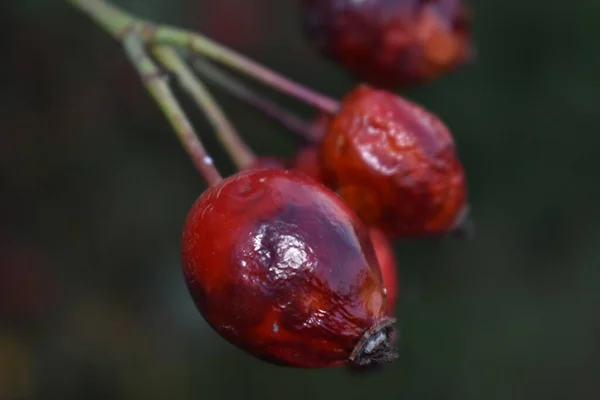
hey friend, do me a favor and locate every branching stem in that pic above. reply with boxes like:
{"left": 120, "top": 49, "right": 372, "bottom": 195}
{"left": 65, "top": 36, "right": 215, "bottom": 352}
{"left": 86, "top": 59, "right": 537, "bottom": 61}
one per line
{"left": 67, "top": 0, "right": 339, "bottom": 114}
{"left": 122, "top": 34, "right": 222, "bottom": 186}
{"left": 154, "top": 47, "right": 256, "bottom": 169}
{"left": 192, "top": 58, "right": 321, "bottom": 143}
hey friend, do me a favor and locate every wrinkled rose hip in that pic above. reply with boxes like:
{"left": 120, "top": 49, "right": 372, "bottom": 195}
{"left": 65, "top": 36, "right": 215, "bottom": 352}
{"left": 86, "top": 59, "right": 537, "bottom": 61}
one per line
{"left": 300, "top": 0, "right": 472, "bottom": 88}
{"left": 320, "top": 85, "right": 468, "bottom": 238}
{"left": 182, "top": 168, "right": 397, "bottom": 368}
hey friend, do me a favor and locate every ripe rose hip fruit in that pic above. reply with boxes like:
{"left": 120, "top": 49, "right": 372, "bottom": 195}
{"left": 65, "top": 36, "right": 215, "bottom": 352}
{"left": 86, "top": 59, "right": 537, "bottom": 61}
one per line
{"left": 300, "top": 0, "right": 472, "bottom": 88}
{"left": 320, "top": 85, "right": 468, "bottom": 238}
{"left": 182, "top": 168, "right": 397, "bottom": 368}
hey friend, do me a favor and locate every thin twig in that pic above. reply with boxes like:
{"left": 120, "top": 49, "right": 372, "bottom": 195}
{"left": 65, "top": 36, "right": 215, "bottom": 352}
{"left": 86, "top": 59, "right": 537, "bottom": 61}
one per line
{"left": 66, "top": 0, "right": 134, "bottom": 37}
{"left": 149, "top": 26, "right": 340, "bottom": 114}
{"left": 122, "top": 34, "right": 222, "bottom": 186}
{"left": 67, "top": 0, "right": 223, "bottom": 185}
{"left": 154, "top": 46, "right": 256, "bottom": 169}
{"left": 67, "top": 0, "right": 339, "bottom": 114}
{"left": 192, "top": 58, "right": 318, "bottom": 143}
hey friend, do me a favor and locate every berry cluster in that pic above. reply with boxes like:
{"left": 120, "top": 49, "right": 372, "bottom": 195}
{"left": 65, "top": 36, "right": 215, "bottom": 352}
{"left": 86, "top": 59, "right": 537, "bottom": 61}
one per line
{"left": 183, "top": 79, "right": 471, "bottom": 368}
{"left": 182, "top": 1, "right": 473, "bottom": 369}
{"left": 71, "top": 0, "right": 473, "bottom": 371}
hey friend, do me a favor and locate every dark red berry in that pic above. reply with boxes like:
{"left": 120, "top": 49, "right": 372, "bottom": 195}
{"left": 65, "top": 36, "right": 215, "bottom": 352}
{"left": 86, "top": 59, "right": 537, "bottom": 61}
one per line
{"left": 292, "top": 147, "right": 399, "bottom": 314}
{"left": 247, "top": 151, "right": 399, "bottom": 315}
{"left": 289, "top": 147, "right": 400, "bottom": 314}
{"left": 182, "top": 168, "right": 397, "bottom": 368}
{"left": 300, "top": 0, "right": 472, "bottom": 88}
{"left": 320, "top": 85, "right": 468, "bottom": 238}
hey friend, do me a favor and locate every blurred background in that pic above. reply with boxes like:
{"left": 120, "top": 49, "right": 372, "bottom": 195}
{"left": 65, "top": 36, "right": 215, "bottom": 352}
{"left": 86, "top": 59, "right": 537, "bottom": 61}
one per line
{"left": 1, "top": 0, "right": 599, "bottom": 399}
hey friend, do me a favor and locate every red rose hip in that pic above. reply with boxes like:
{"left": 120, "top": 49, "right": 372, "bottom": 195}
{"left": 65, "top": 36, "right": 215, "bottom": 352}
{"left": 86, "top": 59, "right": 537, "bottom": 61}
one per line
{"left": 320, "top": 85, "right": 468, "bottom": 238}
{"left": 300, "top": 0, "right": 472, "bottom": 88}
{"left": 182, "top": 168, "right": 397, "bottom": 368}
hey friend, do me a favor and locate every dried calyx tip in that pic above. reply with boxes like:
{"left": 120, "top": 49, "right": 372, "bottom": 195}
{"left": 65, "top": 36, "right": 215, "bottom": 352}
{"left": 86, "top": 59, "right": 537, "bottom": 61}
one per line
{"left": 349, "top": 318, "right": 398, "bottom": 367}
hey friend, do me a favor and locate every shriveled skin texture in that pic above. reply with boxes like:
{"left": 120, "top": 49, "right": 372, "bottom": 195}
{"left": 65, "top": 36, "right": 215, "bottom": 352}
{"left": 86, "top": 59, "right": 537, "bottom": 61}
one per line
{"left": 369, "top": 229, "right": 399, "bottom": 314}
{"left": 320, "top": 85, "right": 467, "bottom": 238}
{"left": 182, "top": 169, "right": 390, "bottom": 368}
{"left": 300, "top": 0, "right": 472, "bottom": 88}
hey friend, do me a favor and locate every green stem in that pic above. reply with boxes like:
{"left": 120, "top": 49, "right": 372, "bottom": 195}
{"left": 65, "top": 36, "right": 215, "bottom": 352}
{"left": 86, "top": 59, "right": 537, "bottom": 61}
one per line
{"left": 68, "top": 0, "right": 223, "bottom": 185}
{"left": 122, "top": 34, "right": 222, "bottom": 186}
{"left": 66, "top": 0, "right": 135, "bottom": 37}
{"left": 67, "top": 0, "right": 339, "bottom": 114}
{"left": 149, "top": 26, "right": 339, "bottom": 114}
{"left": 154, "top": 46, "right": 256, "bottom": 169}
{"left": 192, "top": 57, "right": 319, "bottom": 143}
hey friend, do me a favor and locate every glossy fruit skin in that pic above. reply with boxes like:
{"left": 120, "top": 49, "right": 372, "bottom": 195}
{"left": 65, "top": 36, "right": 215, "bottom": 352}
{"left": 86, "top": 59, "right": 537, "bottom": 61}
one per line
{"left": 182, "top": 168, "right": 396, "bottom": 368}
{"left": 320, "top": 85, "right": 467, "bottom": 238}
{"left": 248, "top": 152, "right": 399, "bottom": 314}
{"left": 291, "top": 147, "right": 399, "bottom": 313}
{"left": 300, "top": 0, "right": 472, "bottom": 88}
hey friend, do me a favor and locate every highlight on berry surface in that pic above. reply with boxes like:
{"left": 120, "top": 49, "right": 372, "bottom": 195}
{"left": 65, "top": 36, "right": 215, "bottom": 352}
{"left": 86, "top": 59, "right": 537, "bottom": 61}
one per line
{"left": 300, "top": 0, "right": 473, "bottom": 88}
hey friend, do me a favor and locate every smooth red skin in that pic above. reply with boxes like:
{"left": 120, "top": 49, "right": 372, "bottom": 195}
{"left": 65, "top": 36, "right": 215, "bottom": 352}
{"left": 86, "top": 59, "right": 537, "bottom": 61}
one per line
{"left": 300, "top": 0, "right": 472, "bottom": 88}
{"left": 320, "top": 85, "right": 467, "bottom": 238}
{"left": 182, "top": 169, "right": 389, "bottom": 368}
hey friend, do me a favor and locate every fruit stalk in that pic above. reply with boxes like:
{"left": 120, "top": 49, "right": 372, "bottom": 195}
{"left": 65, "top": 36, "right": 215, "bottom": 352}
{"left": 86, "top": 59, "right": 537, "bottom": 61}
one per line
{"left": 192, "top": 58, "right": 319, "bottom": 143}
{"left": 66, "top": 0, "right": 134, "bottom": 37}
{"left": 153, "top": 46, "right": 256, "bottom": 169}
{"left": 67, "top": 0, "right": 339, "bottom": 114}
{"left": 151, "top": 27, "right": 339, "bottom": 114}
{"left": 123, "top": 36, "right": 223, "bottom": 186}
{"left": 67, "top": 0, "right": 222, "bottom": 186}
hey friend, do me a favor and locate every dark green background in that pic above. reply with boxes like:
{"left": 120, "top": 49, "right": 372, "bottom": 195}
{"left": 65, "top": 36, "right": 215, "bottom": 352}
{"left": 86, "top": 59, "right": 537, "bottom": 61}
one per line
{"left": 1, "top": 0, "right": 599, "bottom": 399}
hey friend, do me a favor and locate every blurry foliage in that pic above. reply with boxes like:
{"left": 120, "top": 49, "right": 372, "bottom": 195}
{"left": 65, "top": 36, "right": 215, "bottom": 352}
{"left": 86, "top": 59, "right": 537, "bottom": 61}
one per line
{"left": 0, "top": 0, "right": 599, "bottom": 399}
